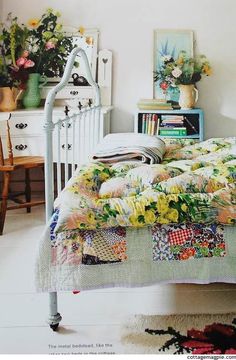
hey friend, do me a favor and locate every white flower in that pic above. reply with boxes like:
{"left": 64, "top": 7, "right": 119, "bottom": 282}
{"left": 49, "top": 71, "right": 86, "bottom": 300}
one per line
{"left": 161, "top": 54, "right": 172, "bottom": 62}
{"left": 32, "top": 44, "right": 39, "bottom": 53}
{"left": 172, "top": 67, "right": 182, "bottom": 78}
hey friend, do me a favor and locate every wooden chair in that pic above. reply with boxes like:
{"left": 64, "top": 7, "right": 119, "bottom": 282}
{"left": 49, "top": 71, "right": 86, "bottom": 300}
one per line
{"left": 0, "top": 114, "right": 45, "bottom": 235}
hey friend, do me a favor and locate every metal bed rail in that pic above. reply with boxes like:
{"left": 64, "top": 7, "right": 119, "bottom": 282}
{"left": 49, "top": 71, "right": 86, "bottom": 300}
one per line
{"left": 44, "top": 47, "right": 101, "bottom": 222}
{"left": 43, "top": 47, "right": 102, "bottom": 331}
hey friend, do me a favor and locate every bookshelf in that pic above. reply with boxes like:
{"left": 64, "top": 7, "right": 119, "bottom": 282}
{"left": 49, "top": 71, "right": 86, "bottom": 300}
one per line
{"left": 134, "top": 108, "right": 204, "bottom": 141}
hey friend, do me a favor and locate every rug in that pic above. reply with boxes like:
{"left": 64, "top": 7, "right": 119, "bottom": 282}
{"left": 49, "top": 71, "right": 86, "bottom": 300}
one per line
{"left": 121, "top": 313, "right": 236, "bottom": 354}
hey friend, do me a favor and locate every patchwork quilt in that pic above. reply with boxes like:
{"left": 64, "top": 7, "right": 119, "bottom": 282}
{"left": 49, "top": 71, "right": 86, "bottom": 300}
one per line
{"left": 35, "top": 138, "right": 236, "bottom": 291}
{"left": 54, "top": 137, "right": 236, "bottom": 232}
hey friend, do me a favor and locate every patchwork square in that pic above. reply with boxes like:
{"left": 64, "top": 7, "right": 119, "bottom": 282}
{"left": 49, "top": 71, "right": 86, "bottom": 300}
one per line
{"left": 152, "top": 223, "right": 225, "bottom": 262}
{"left": 168, "top": 229, "right": 192, "bottom": 246}
{"left": 81, "top": 227, "right": 127, "bottom": 265}
{"left": 51, "top": 227, "right": 127, "bottom": 266}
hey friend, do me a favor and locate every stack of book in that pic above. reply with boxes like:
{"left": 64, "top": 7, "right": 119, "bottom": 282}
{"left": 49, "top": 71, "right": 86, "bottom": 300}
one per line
{"left": 159, "top": 115, "right": 187, "bottom": 136}
{"left": 141, "top": 114, "right": 160, "bottom": 136}
{"left": 137, "top": 99, "right": 173, "bottom": 110}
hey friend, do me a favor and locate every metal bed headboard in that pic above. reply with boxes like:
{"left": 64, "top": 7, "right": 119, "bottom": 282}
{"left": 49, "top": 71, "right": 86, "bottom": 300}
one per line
{"left": 44, "top": 47, "right": 102, "bottom": 222}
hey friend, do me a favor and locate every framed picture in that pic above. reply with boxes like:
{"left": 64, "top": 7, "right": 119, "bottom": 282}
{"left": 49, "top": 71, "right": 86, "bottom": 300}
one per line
{"left": 48, "top": 28, "right": 99, "bottom": 83}
{"left": 153, "top": 29, "right": 194, "bottom": 101}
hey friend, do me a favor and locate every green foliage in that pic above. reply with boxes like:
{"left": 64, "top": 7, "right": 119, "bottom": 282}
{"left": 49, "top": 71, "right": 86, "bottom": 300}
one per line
{"left": 0, "top": 9, "right": 77, "bottom": 87}
{"left": 154, "top": 51, "right": 212, "bottom": 90}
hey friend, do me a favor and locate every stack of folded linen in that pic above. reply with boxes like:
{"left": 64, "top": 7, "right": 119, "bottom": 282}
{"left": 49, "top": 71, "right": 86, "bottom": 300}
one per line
{"left": 92, "top": 133, "right": 166, "bottom": 164}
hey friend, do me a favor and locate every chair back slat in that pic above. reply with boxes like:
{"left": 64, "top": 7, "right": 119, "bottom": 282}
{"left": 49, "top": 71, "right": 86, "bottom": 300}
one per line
{"left": 0, "top": 132, "right": 4, "bottom": 166}
{"left": 6, "top": 114, "right": 13, "bottom": 165}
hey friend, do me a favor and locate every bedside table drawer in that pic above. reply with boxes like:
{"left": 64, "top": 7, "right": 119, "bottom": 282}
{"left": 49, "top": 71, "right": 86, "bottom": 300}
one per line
{"left": 1, "top": 136, "right": 45, "bottom": 157}
{"left": 0, "top": 115, "right": 44, "bottom": 136}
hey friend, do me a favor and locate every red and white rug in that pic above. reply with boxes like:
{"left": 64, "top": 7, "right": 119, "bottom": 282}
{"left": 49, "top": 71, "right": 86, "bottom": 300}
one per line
{"left": 121, "top": 313, "right": 236, "bottom": 354}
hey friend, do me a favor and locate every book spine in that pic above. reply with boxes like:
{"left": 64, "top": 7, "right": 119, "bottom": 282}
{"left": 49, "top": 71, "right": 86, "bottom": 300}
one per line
{"left": 142, "top": 114, "right": 146, "bottom": 134}
{"left": 148, "top": 114, "right": 152, "bottom": 135}
{"left": 151, "top": 114, "right": 156, "bottom": 135}
{"left": 156, "top": 116, "right": 160, "bottom": 136}
{"left": 159, "top": 129, "right": 187, "bottom": 136}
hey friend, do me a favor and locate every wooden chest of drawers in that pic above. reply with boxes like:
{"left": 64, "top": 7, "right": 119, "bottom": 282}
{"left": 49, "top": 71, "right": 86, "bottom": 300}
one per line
{"left": 0, "top": 106, "right": 112, "bottom": 162}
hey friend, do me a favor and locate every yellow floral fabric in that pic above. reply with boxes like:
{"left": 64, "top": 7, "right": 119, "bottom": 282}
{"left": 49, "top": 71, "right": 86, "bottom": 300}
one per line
{"left": 54, "top": 138, "right": 236, "bottom": 233}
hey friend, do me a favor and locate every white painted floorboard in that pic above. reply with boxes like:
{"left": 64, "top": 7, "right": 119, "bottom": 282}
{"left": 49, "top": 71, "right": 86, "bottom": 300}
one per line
{"left": 1, "top": 206, "right": 236, "bottom": 354}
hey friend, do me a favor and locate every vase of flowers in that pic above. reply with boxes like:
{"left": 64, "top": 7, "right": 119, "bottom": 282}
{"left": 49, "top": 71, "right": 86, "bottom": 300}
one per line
{"left": 178, "top": 84, "right": 199, "bottom": 110}
{"left": 22, "top": 73, "right": 47, "bottom": 108}
{"left": 154, "top": 51, "right": 212, "bottom": 109}
{"left": 0, "top": 9, "right": 78, "bottom": 110}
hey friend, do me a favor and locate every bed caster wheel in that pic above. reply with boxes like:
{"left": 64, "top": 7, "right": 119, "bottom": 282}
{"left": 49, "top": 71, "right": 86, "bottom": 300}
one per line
{"left": 50, "top": 323, "right": 59, "bottom": 331}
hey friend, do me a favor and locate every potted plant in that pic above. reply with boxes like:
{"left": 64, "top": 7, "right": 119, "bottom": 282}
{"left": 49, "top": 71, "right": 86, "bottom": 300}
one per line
{"left": 154, "top": 51, "right": 212, "bottom": 109}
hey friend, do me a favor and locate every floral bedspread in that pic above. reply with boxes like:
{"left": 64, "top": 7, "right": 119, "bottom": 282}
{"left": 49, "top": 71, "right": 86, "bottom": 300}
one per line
{"left": 54, "top": 137, "right": 236, "bottom": 234}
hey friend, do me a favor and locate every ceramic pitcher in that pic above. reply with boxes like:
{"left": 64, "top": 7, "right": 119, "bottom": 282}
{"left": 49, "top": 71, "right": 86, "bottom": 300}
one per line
{"left": 22, "top": 73, "right": 47, "bottom": 109}
{"left": 0, "top": 87, "right": 23, "bottom": 112}
{"left": 178, "top": 84, "right": 199, "bottom": 110}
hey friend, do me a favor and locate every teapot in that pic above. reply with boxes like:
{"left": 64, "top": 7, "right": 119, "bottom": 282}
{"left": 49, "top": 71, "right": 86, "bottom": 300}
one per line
{"left": 72, "top": 73, "right": 89, "bottom": 86}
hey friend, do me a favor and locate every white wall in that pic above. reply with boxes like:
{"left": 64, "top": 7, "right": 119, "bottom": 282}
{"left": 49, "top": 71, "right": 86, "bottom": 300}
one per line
{"left": 2, "top": 0, "right": 236, "bottom": 138}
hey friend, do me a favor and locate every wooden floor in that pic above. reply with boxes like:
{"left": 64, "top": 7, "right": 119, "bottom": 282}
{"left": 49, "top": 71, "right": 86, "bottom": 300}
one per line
{"left": 1, "top": 205, "right": 236, "bottom": 354}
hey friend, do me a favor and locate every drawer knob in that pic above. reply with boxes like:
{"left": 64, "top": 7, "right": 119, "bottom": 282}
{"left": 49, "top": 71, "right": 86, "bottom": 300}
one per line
{"left": 70, "top": 90, "right": 79, "bottom": 95}
{"left": 15, "top": 144, "right": 28, "bottom": 151}
{"left": 62, "top": 123, "right": 72, "bottom": 128}
{"left": 62, "top": 144, "right": 72, "bottom": 150}
{"left": 15, "top": 123, "right": 28, "bottom": 129}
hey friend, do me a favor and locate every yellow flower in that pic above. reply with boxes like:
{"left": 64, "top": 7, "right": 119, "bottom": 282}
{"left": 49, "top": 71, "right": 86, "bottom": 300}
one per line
{"left": 176, "top": 56, "right": 184, "bottom": 65}
{"left": 166, "top": 208, "right": 179, "bottom": 222}
{"left": 144, "top": 210, "right": 156, "bottom": 224}
{"left": 129, "top": 214, "right": 143, "bottom": 227}
{"left": 28, "top": 18, "right": 40, "bottom": 28}
{"left": 87, "top": 212, "right": 96, "bottom": 225}
{"left": 168, "top": 194, "right": 178, "bottom": 202}
{"left": 157, "top": 216, "right": 169, "bottom": 224}
{"left": 181, "top": 204, "right": 188, "bottom": 212}
{"left": 100, "top": 172, "right": 110, "bottom": 181}
{"left": 170, "top": 185, "right": 183, "bottom": 194}
{"left": 79, "top": 26, "right": 85, "bottom": 35}
{"left": 203, "top": 64, "right": 212, "bottom": 76}
{"left": 157, "top": 194, "right": 169, "bottom": 215}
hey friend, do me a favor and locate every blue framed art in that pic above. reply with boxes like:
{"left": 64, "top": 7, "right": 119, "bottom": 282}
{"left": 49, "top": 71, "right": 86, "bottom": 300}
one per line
{"left": 153, "top": 29, "right": 194, "bottom": 101}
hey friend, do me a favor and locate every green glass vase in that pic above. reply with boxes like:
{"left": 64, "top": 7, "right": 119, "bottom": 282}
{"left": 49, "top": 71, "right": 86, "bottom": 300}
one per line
{"left": 22, "top": 73, "right": 47, "bottom": 109}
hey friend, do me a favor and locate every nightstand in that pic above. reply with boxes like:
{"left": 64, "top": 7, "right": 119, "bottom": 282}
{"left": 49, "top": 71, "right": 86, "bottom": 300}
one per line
{"left": 134, "top": 108, "right": 204, "bottom": 141}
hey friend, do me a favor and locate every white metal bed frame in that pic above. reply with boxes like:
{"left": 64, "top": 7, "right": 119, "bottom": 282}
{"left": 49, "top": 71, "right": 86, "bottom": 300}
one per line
{"left": 44, "top": 47, "right": 102, "bottom": 331}
{"left": 42, "top": 48, "right": 236, "bottom": 332}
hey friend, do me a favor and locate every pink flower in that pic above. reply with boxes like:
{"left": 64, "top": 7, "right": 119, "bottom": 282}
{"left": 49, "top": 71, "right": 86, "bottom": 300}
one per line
{"left": 24, "top": 60, "right": 35, "bottom": 69}
{"left": 45, "top": 41, "right": 56, "bottom": 50}
{"left": 172, "top": 67, "right": 182, "bottom": 78}
{"left": 22, "top": 50, "right": 29, "bottom": 58}
{"left": 16, "top": 57, "right": 27, "bottom": 67}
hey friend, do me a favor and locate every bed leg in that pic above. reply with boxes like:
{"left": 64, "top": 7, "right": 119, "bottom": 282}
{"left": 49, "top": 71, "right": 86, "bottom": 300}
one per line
{"left": 48, "top": 292, "right": 62, "bottom": 331}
